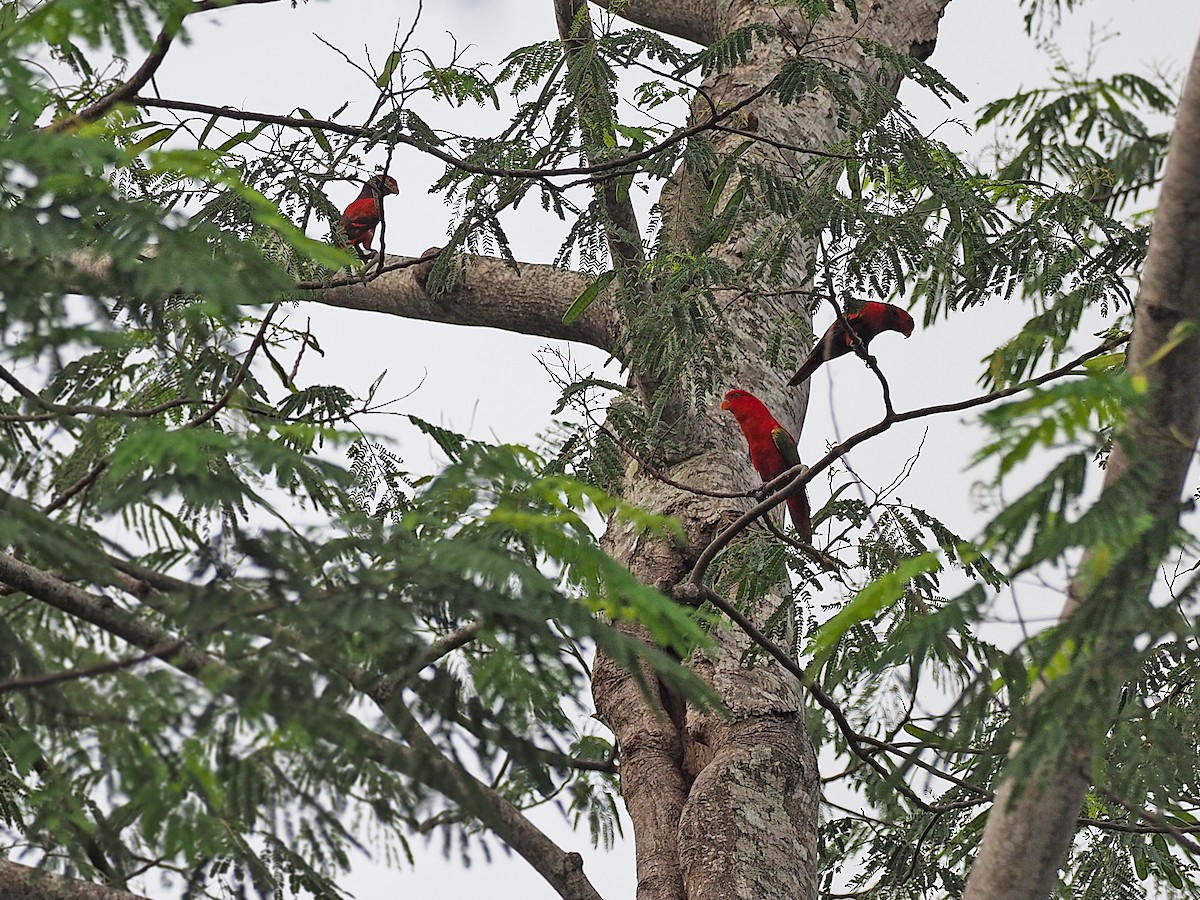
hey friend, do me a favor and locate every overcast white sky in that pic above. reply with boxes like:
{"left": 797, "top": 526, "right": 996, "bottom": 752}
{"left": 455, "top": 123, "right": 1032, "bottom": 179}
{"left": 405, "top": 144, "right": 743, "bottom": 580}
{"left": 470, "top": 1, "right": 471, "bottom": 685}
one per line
{"left": 144, "top": 2, "right": 1200, "bottom": 898}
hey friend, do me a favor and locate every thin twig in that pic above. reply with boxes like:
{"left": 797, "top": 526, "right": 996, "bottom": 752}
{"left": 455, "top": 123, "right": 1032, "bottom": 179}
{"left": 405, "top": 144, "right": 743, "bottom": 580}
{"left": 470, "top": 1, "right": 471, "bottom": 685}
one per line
{"left": 675, "top": 583, "right": 986, "bottom": 815}
{"left": 133, "top": 79, "right": 780, "bottom": 183}
{"left": 0, "top": 639, "right": 185, "bottom": 693}
{"left": 689, "top": 336, "right": 1129, "bottom": 587}
{"left": 42, "top": 302, "right": 283, "bottom": 514}
{"left": 0, "top": 363, "right": 192, "bottom": 420}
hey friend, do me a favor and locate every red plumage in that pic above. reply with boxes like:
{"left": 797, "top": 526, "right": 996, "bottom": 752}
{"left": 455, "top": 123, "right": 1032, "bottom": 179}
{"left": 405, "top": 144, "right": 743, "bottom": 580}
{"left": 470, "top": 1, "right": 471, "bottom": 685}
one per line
{"left": 788, "top": 301, "right": 915, "bottom": 387}
{"left": 339, "top": 174, "right": 399, "bottom": 259}
{"left": 721, "top": 389, "right": 812, "bottom": 542}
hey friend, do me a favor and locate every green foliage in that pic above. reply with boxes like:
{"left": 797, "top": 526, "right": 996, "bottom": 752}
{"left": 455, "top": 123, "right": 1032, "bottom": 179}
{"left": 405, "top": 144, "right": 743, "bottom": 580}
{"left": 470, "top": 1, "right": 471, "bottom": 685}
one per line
{"left": 3, "top": 0, "right": 1199, "bottom": 897}
{"left": 979, "top": 70, "right": 1173, "bottom": 211}
{"left": 0, "top": 4, "right": 720, "bottom": 895}
{"left": 808, "top": 552, "right": 941, "bottom": 660}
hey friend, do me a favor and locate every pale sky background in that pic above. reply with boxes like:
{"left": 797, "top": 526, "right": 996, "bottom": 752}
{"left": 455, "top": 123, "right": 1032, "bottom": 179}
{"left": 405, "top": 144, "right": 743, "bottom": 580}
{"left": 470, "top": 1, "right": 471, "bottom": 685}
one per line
{"left": 134, "top": 1, "right": 1200, "bottom": 898}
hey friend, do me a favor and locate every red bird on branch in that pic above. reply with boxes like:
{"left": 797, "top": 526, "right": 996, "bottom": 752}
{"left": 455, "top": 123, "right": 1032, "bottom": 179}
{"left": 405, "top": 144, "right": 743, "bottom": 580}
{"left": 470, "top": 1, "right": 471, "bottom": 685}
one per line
{"left": 788, "top": 301, "right": 915, "bottom": 387}
{"left": 339, "top": 174, "right": 399, "bottom": 260}
{"left": 721, "top": 389, "right": 812, "bottom": 542}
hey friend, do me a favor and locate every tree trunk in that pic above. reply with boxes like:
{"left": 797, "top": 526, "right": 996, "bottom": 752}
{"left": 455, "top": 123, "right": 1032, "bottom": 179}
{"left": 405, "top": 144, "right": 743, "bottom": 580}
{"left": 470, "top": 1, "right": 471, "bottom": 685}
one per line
{"left": 589, "top": 3, "right": 950, "bottom": 899}
{"left": 963, "top": 31, "right": 1200, "bottom": 900}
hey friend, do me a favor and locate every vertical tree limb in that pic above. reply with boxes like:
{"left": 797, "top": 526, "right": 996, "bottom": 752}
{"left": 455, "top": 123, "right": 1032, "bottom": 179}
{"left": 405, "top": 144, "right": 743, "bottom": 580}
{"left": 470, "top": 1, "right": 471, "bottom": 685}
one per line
{"left": 964, "top": 32, "right": 1200, "bottom": 900}
{"left": 586, "top": 4, "right": 952, "bottom": 898}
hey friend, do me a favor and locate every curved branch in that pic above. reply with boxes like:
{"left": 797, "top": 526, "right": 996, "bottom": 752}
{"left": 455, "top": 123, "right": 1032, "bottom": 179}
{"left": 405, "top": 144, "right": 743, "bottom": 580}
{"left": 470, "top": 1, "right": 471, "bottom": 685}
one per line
{"left": 46, "top": 0, "right": 284, "bottom": 134}
{"left": 132, "top": 80, "right": 775, "bottom": 182}
{"left": 308, "top": 253, "right": 622, "bottom": 355}
{"left": 689, "top": 337, "right": 1127, "bottom": 587}
{"left": 0, "top": 640, "right": 184, "bottom": 694}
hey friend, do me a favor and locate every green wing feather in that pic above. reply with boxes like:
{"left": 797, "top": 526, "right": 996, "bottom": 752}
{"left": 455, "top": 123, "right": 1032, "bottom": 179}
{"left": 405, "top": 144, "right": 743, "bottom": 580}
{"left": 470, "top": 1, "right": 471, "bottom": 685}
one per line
{"left": 770, "top": 424, "right": 801, "bottom": 469}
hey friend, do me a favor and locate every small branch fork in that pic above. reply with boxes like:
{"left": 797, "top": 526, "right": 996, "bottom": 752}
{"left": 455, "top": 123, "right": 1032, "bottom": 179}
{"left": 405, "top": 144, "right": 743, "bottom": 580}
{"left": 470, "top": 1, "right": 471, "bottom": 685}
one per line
{"left": 660, "top": 336, "right": 1134, "bottom": 823}
{"left": 689, "top": 335, "right": 1128, "bottom": 587}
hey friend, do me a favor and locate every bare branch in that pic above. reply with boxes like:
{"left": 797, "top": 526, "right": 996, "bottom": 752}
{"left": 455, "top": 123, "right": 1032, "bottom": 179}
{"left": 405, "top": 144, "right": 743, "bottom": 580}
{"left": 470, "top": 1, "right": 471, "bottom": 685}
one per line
{"left": 369, "top": 621, "right": 482, "bottom": 704}
{"left": 690, "top": 337, "right": 1127, "bottom": 588}
{"left": 309, "top": 253, "right": 621, "bottom": 355}
{"left": 45, "top": 0, "right": 284, "bottom": 133}
{"left": 555, "top": 0, "right": 646, "bottom": 277}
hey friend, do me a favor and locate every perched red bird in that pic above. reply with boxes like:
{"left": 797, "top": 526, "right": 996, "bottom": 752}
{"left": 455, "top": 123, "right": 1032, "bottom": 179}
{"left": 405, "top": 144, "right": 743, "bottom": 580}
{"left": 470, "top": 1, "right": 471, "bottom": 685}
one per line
{"left": 721, "top": 389, "right": 812, "bottom": 542}
{"left": 339, "top": 174, "right": 399, "bottom": 260}
{"left": 788, "top": 301, "right": 915, "bottom": 386}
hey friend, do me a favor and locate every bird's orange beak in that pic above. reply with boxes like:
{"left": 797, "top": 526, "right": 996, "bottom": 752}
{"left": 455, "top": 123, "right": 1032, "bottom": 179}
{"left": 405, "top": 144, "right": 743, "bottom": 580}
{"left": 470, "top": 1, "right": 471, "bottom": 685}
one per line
{"left": 720, "top": 399, "right": 732, "bottom": 411}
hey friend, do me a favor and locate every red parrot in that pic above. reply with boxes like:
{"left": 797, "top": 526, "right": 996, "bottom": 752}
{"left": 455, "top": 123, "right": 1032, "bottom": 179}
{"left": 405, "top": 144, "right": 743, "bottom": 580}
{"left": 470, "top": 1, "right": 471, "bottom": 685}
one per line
{"left": 721, "top": 389, "right": 812, "bottom": 542}
{"left": 339, "top": 174, "right": 400, "bottom": 260}
{"left": 788, "top": 301, "right": 915, "bottom": 386}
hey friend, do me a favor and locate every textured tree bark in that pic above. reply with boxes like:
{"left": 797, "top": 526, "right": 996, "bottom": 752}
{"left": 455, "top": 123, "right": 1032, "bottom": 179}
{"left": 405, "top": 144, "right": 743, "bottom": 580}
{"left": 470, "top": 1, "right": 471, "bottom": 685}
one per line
{"left": 302, "top": 1, "right": 952, "bottom": 896}
{"left": 60, "top": 249, "right": 623, "bottom": 358}
{"left": 0, "top": 861, "right": 151, "bottom": 900}
{"left": 963, "top": 33, "right": 1200, "bottom": 900}
{"left": 586, "top": 3, "right": 950, "bottom": 899}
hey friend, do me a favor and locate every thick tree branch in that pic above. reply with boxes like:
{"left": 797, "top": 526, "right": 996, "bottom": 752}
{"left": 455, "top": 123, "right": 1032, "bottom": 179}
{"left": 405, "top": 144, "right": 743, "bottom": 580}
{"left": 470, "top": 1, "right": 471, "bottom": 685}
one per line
{"left": 590, "top": 0, "right": 719, "bottom": 46}
{"left": 309, "top": 253, "right": 622, "bottom": 355}
{"left": 0, "top": 860, "right": 152, "bottom": 900}
{"left": 964, "top": 33, "right": 1200, "bottom": 900}
{"left": 57, "top": 239, "right": 618, "bottom": 354}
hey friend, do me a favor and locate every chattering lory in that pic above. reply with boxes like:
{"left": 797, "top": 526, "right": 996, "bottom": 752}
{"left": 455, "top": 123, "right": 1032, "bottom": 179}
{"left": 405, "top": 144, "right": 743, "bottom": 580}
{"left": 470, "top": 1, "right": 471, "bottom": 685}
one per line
{"left": 339, "top": 174, "right": 399, "bottom": 260}
{"left": 788, "top": 301, "right": 914, "bottom": 386}
{"left": 721, "top": 389, "right": 812, "bottom": 542}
